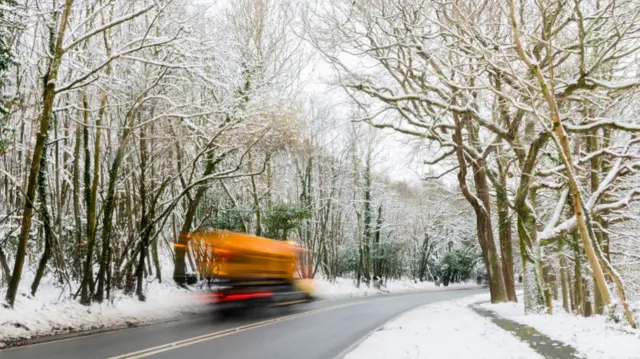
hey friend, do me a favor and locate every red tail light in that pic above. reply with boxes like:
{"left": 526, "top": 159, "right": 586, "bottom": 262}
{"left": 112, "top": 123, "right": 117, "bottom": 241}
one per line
{"left": 215, "top": 292, "right": 273, "bottom": 302}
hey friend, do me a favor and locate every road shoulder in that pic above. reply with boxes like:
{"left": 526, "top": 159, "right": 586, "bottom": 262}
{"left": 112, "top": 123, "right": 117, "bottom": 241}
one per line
{"left": 342, "top": 294, "right": 547, "bottom": 359}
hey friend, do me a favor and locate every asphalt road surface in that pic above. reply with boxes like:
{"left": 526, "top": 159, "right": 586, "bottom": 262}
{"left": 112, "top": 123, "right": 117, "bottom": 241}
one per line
{"left": 1, "top": 287, "right": 487, "bottom": 359}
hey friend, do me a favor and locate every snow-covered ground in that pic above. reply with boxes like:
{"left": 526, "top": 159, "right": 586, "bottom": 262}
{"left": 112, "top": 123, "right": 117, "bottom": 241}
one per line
{"left": 312, "top": 277, "right": 478, "bottom": 299}
{"left": 344, "top": 292, "right": 640, "bottom": 359}
{"left": 0, "top": 274, "right": 474, "bottom": 347}
{"left": 0, "top": 273, "right": 207, "bottom": 348}
{"left": 344, "top": 293, "right": 544, "bottom": 359}
{"left": 480, "top": 298, "right": 640, "bottom": 359}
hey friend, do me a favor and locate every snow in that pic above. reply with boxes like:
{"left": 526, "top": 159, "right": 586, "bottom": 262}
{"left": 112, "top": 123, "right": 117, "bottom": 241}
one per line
{"left": 344, "top": 293, "right": 544, "bottom": 359}
{"left": 0, "top": 273, "right": 478, "bottom": 347}
{"left": 312, "top": 277, "right": 479, "bottom": 299}
{"left": 538, "top": 216, "right": 576, "bottom": 242}
{"left": 480, "top": 298, "right": 640, "bottom": 359}
{"left": 0, "top": 272, "right": 208, "bottom": 347}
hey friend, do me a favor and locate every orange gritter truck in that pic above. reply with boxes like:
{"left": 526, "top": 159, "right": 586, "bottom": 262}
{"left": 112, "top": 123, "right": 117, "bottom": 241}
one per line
{"left": 185, "top": 230, "right": 315, "bottom": 315}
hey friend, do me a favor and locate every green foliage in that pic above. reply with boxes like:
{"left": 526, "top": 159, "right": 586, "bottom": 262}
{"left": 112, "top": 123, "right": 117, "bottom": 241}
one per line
{"left": 263, "top": 202, "right": 311, "bottom": 240}
{"left": 434, "top": 249, "right": 480, "bottom": 285}
{"left": 210, "top": 207, "right": 252, "bottom": 232}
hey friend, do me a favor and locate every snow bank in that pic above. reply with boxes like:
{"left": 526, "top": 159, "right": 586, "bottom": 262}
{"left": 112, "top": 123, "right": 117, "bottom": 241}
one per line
{"left": 344, "top": 294, "right": 544, "bottom": 359}
{"left": 312, "top": 277, "right": 478, "bottom": 299}
{"left": 0, "top": 273, "right": 207, "bottom": 347}
{"left": 480, "top": 299, "right": 640, "bottom": 359}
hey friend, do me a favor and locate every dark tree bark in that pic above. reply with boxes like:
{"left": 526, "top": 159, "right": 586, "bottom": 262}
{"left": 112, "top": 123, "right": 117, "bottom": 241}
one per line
{"left": 5, "top": 0, "right": 73, "bottom": 307}
{"left": 135, "top": 128, "right": 150, "bottom": 300}
{"left": 31, "top": 133, "right": 55, "bottom": 296}
{"left": 373, "top": 205, "right": 383, "bottom": 278}
{"left": 452, "top": 116, "right": 507, "bottom": 303}
{"left": 173, "top": 151, "right": 220, "bottom": 285}
{"left": 496, "top": 157, "right": 517, "bottom": 302}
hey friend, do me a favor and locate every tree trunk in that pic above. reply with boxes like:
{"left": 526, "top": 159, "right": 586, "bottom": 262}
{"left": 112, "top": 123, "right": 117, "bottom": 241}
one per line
{"left": 362, "top": 150, "right": 372, "bottom": 285}
{"left": 373, "top": 205, "right": 383, "bottom": 278}
{"left": 31, "top": 237, "right": 52, "bottom": 297}
{"left": 94, "top": 139, "right": 127, "bottom": 302}
{"left": 586, "top": 132, "right": 605, "bottom": 315}
{"left": 583, "top": 278, "right": 593, "bottom": 317}
{"left": 542, "top": 262, "right": 555, "bottom": 314}
{"left": 558, "top": 237, "right": 570, "bottom": 313}
{"left": 135, "top": 129, "right": 149, "bottom": 301}
{"left": 568, "top": 270, "right": 576, "bottom": 313}
{"left": 573, "top": 237, "right": 585, "bottom": 316}
{"left": 31, "top": 134, "right": 56, "bottom": 296}
{"left": 476, "top": 207, "right": 507, "bottom": 302}
{"left": 516, "top": 203, "right": 546, "bottom": 313}
{"left": 173, "top": 151, "right": 219, "bottom": 285}
{"left": 452, "top": 116, "right": 506, "bottom": 303}
{"left": 496, "top": 158, "right": 517, "bottom": 302}
{"left": 80, "top": 91, "right": 96, "bottom": 304}
{"left": 0, "top": 245, "right": 10, "bottom": 285}
{"left": 418, "top": 233, "right": 429, "bottom": 282}
{"left": 248, "top": 152, "right": 262, "bottom": 236}
{"left": 72, "top": 120, "right": 83, "bottom": 278}
{"left": 266, "top": 157, "right": 273, "bottom": 210}
{"left": 5, "top": 0, "right": 74, "bottom": 307}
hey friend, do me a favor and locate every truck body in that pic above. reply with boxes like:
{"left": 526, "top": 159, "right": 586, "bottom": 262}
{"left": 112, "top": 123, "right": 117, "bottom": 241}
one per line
{"left": 186, "top": 230, "right": 315, "bottom": 313}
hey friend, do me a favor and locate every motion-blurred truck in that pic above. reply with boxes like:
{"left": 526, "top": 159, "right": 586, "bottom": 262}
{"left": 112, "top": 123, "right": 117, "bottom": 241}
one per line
{"left": 185, "top": 230, "right": 315, "bottom": 315}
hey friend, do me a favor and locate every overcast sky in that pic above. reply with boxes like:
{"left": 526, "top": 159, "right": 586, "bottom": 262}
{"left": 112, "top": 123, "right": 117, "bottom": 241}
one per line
{"left": 193, "top": 0, "right": 452, "bottom": 186}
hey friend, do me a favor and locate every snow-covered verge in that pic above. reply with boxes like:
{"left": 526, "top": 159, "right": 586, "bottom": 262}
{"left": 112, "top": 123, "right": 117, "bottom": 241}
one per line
{"left": 0, "top": 274, "right": 478, "bottom": 347}
{"left": 480, "top": 298, "right": 640, "bottom": 359}
{"left": 343, "top": 293, "right": 544, "bottom": 359}
{"left": 312, "top": 277, "right": 479, "bottom": 299}
{"left": 0, "top": 273, "right": 208, "bottom": 348}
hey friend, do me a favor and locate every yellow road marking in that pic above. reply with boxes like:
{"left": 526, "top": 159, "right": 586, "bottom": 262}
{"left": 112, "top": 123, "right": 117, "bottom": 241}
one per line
{"left": 105, "top": 300, "right": 366, "bottom": 359}
{"left": 270, "top": 299, "right": 310, "bottom": 307}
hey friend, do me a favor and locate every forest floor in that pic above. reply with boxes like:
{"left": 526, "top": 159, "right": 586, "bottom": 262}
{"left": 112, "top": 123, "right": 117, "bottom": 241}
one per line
{"left": 0, "top": 271, "right": 476, "bottom": 347}
{"left": 344, "top": 292, "right": 640, "bottom": 359}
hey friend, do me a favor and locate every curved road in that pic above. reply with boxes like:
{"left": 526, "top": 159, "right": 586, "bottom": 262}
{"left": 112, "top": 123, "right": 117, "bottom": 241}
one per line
{"left": 1, "top": 287, "right": 486, "bottom": 359}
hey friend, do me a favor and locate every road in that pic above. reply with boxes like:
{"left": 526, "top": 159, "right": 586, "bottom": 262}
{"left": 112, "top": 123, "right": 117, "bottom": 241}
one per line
{"left": 1, "top": 287, "right": 486, "bottom": 359}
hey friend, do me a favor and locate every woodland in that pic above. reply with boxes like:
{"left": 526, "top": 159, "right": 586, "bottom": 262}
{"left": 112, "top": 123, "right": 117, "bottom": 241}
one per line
{"left": 1, "top": 0, "right": 639, "bottom": 329}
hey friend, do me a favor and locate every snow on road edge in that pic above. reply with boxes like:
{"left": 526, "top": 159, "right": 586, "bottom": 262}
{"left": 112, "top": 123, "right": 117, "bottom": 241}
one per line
{"left": 0, "top": 275, "right": 206, "bottom": 348}
{"left": 344, "top": 293, "right": 544, "bottom": 359}
{"left": 479, "top": 298, "right": 640, "bottom": 359}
